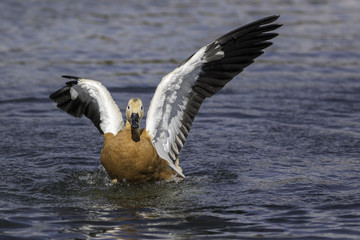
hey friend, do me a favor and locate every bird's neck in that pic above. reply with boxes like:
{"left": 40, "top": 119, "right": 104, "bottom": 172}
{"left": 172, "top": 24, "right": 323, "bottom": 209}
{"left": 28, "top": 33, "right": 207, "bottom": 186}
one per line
{"left": 125, "top": 122, "right": 140, "bottom": 142}
{"left": 131, "top": 127, "right": 140, "bottom": 142}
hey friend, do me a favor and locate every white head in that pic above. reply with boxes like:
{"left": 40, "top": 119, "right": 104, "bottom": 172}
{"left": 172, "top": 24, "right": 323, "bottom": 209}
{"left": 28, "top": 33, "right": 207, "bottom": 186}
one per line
{"left": 126, "top": 98, "right": 144, "bottom": 129}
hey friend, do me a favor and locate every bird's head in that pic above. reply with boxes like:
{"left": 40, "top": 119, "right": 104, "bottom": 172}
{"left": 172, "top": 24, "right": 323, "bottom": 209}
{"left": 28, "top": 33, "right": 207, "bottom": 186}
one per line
{"left": 126, "top": 98, "right": 144, "bottom": 129}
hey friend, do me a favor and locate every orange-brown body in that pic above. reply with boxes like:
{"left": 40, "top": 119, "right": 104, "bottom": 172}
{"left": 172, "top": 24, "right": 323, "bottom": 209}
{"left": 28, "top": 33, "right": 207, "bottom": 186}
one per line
{"left": 100, "top": 125, "right": 178, "bottom": 183}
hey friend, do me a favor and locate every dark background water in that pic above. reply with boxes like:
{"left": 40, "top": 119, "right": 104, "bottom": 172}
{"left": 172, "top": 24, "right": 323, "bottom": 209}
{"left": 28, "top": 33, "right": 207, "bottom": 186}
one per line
{"left": 1, "top": 0, "right": 359, "bottom": 239}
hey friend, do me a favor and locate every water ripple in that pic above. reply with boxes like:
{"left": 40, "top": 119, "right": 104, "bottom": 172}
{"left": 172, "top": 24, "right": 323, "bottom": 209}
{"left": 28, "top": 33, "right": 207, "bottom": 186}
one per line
{"left": 0, "top": 0, "right": 360, "bottom": 239}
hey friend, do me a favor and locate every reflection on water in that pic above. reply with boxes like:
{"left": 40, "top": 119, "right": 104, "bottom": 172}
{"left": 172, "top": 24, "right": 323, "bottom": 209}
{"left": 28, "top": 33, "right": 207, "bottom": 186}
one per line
{"left": 1, "top": 0, "right": 360, "bottom": 239}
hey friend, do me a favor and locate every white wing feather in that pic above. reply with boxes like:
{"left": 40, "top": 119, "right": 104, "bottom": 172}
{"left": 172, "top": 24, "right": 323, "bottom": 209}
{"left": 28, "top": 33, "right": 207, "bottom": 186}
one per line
{"left": 146, "top": 47, "right": 208, "bottom": 178}
{"left": 50, "top": 77, "right": 124, "bottom": 135}
{"left": 145, "top": 15, "right": 281, "bottom": 174}
{"left": 147, "top": 46, "right": 206, "bottom": 149}
{"left": 77, "top": 79, "right": 124, "bottom": 135}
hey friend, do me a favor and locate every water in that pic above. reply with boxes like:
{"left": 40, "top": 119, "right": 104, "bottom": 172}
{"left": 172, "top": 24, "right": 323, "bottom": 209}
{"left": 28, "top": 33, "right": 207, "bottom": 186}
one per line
{"left": 1, "top": 0, "right": 359, "bottom": 239}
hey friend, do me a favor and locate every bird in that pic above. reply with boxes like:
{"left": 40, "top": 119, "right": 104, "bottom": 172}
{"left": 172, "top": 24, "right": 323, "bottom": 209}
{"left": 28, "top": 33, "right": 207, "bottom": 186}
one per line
{"left": 49, "top": 15, "right": 281, "bottom": 183}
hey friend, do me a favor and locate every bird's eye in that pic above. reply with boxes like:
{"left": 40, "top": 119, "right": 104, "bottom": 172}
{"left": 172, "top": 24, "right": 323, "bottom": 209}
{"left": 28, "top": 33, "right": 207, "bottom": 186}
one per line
{"left": 127, "top": 105, "right": 130, "bottom": 110}
{"left": 141, "top": 106, "right": 144, "bottom": 110}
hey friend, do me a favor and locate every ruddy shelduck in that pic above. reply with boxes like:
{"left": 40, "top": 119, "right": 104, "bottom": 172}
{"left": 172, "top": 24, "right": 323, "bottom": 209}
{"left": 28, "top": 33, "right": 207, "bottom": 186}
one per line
{"left": 50, "top": 15, "right": 281, "bottom": 183}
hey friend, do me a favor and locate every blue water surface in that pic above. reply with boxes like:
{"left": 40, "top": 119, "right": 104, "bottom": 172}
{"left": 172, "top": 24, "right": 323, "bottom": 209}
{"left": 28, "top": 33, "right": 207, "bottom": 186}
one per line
{"left": 0, "top": 0, "right": 359, "bottom": 239}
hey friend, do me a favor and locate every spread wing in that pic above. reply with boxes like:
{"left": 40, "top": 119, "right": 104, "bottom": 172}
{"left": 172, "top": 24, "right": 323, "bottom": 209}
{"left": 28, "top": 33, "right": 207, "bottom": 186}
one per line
{"left": 146, "top": 15, "right": 281, "bottom": 169}
{"left": 49, "top": 75, "right": 124, "bottom": 135}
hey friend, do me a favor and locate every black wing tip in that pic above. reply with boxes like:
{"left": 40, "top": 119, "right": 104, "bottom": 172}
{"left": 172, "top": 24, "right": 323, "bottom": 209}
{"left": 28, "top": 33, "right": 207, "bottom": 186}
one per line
{"left": 265, "top": 14, "right": 280, "bottom": 21}
{"left": 264, "top": 24, "right": 283, "bottom": 32}
{"left": 255, "top": 15, "right": 282, "bottom": 32}
{"left": 242, "top": 14, "right": 281, "bottom": 32}
{"left": 240, "top": 14, "right": 281, "bottom": 29}
{"left": 49, "top": 76, "right": 79, "bottom": 101}
{"left": 49, "top": 85, "right": 69, "bottom": 101}
{"left": 49, "top": 92, "right": 58, "bottom": 101}
{"left": 257, "top": 15, "right": 280, "bottom": 25}
{"left": 62, "top": 75, "right": 81, "bottom": 80}
{"left": 215, "top": 15, "right": 281, "bottom": 46}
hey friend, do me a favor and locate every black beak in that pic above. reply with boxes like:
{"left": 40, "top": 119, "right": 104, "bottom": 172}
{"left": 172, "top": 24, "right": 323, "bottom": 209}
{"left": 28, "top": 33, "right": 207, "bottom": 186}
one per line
{"left": 130, "top": 113, "right": 140, "bottom": 129}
